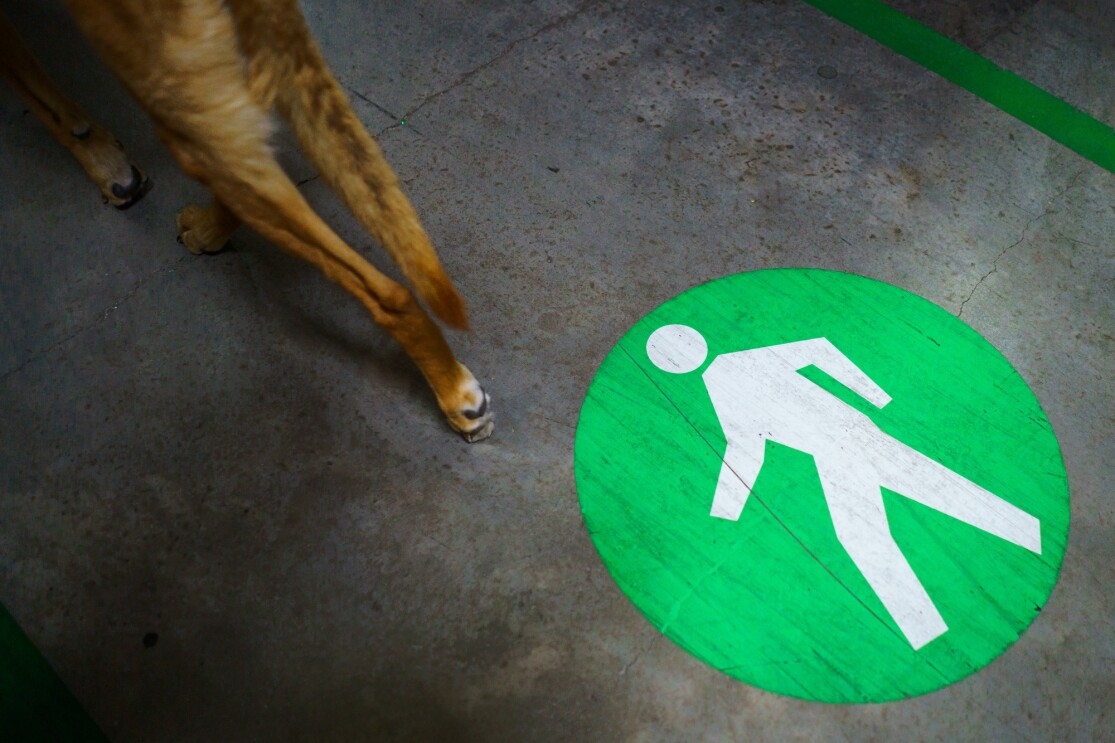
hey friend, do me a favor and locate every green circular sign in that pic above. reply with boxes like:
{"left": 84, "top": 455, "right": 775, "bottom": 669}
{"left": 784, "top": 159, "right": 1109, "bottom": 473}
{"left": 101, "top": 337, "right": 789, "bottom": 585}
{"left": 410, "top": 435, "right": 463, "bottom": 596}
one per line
{"left": 575, "top": 269, "right": 1069, "bottom": 703}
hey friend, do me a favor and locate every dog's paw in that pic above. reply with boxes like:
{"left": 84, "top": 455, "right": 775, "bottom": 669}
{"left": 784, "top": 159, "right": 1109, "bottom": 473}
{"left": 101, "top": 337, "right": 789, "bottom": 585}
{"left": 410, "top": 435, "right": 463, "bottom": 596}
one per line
{"left": 176, "top": 203, "right": 232, "bottom": 254}
{"left": 71, "top": 122, "right": 150, "bottom": 208}
{"left": 444, "top": 367, "right": 493, "bottom": 443}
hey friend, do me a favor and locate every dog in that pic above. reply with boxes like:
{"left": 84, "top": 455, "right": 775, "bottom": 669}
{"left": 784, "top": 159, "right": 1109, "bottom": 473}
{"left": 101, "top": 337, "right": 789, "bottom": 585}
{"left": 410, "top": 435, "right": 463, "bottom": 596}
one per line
{"left": 0, "top": 0, "right": 493, "bottom": 441}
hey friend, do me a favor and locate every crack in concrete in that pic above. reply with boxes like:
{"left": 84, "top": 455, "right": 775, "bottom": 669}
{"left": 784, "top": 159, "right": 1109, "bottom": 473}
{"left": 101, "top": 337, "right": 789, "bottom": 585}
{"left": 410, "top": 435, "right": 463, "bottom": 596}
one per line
{"left": 957, "top": 237, "right": 1022, "bottom": 319}
{"left": 370, "top": 0, "right": 598, "bottom": 137}
{"left": 1, "top": 254, "right": 192, "bottom": 383}
{"left": 957, "top": 171, "right": 1086, "bottom": 318}
{"left": 348, "top": 87, "right": 401, "bottom": 124}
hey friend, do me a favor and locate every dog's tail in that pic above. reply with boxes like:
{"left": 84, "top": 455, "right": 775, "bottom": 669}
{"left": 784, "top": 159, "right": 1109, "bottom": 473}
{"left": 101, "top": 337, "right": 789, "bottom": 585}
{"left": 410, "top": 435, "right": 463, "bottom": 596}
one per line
{"left": 258, "top": 37, "right": 468, "bottom": 329}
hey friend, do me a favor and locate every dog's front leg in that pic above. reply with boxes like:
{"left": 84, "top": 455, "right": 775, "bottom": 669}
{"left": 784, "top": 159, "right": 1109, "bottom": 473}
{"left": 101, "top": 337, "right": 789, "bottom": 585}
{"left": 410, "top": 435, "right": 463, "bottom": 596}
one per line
{"left": 0, "top": 11, "right": 148, "bottom": 208}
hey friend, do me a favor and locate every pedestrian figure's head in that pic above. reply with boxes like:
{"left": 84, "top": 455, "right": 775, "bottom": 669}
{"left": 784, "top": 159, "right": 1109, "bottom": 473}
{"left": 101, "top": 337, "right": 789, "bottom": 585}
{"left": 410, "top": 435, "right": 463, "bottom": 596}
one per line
{"left": 647, "top": 324, "right": 708, "bottom": 374}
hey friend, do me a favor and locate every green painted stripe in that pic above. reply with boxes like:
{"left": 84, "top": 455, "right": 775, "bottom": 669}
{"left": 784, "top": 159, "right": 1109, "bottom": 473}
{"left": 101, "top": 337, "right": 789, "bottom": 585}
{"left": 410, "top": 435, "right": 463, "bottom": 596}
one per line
{"left": 0, "top": 603, "right": 109, "bottom": 742}
{"left": 802, "top": 0, "right": 1115, "bottom": 174}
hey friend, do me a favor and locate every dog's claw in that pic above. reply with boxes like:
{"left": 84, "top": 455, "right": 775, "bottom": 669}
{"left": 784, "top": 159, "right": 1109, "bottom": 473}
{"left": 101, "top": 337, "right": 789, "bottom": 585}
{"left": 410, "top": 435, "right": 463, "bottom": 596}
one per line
{"left": 111, "top": 166, "right": 151, "bottom": 209}
{"left": 459, "top": 419, "right": 494, "bottom": 443}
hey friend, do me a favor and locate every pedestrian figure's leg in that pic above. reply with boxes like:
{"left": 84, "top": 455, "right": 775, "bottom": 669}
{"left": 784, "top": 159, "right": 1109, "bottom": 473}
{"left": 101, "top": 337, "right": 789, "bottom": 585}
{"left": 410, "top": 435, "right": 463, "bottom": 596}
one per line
{"left": 875, "top": 440, "right": 1042, "bottom": 553}
{"left": 711, "top": 441, "right": 767, "bottom": 520}
{"left": 814, "top": 461, "right": 948, "bottom": 649}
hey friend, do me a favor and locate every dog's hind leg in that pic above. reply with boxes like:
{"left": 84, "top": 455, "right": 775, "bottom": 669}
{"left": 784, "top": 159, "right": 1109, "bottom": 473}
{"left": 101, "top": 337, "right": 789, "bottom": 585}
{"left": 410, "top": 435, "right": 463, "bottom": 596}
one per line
{"left": 226, "top": 0, "right": 470, "bottom": 330}
{"left": 0, "top": 11, "right": 148, "bottom": 207}
{"left": 64, "top": 0, "right": 492, "bottom": 440}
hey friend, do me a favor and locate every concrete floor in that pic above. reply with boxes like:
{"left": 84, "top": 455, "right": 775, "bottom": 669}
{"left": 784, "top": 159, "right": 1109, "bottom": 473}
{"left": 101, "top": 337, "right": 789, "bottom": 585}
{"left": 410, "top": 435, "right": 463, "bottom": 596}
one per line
{"left": 1, "top": 0, "right": 1113, "bottom": 740}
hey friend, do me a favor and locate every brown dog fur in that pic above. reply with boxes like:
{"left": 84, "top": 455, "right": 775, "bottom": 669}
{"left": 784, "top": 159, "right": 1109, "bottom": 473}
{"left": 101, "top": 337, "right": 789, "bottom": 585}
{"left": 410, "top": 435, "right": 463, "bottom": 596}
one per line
{"left": 1, "top": 0, "right": 492, "bottom": 441}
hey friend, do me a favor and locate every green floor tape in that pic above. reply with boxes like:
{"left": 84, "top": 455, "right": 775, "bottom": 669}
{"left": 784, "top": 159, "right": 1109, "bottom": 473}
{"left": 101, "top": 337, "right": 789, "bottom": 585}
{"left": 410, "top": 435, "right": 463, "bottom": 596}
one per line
{"left": 804, "top": 0, "right": 1115, "bottom": 174}
{"left": 1, "top": 604, "right": 108, "bottom": 742}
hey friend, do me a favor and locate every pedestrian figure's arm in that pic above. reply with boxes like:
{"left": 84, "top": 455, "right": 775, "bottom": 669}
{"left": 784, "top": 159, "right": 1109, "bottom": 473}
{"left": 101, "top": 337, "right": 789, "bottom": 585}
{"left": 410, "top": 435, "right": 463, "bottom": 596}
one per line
{"left": 775, "top": 338, "right": 892, "bottom": 408}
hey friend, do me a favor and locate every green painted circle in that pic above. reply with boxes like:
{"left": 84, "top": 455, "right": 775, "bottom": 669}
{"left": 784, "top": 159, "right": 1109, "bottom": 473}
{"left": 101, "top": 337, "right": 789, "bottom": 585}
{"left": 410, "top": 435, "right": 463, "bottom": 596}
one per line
{"left": 575, "top": 269, "right": 1069, "bottom": 703}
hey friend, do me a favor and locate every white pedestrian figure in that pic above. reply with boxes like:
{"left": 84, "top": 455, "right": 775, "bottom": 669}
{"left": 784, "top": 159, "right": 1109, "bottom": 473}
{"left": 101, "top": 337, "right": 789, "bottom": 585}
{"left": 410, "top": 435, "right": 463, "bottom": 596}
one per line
{"left": 646, "top": 325, "right": 1043, "bottom": 650}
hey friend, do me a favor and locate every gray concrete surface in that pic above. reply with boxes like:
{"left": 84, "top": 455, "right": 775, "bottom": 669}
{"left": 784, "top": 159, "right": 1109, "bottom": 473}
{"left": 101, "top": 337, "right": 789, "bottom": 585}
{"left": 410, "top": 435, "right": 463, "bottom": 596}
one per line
{"left": 1, "top": 0, "right": 1112, "bottom": 740}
